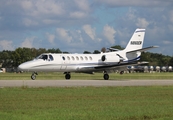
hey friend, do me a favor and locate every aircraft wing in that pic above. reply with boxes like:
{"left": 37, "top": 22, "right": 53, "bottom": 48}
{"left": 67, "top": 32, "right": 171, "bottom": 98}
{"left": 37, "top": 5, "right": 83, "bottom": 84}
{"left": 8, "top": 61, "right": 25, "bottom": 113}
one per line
{"left": 126, "top": 46, "right": 159, "bottom": 53}
{"left": 94, "top": 61, "right": 148, "bottom": 70}
{"left": 77, "top": 62, "right": 146, "bottom": 74}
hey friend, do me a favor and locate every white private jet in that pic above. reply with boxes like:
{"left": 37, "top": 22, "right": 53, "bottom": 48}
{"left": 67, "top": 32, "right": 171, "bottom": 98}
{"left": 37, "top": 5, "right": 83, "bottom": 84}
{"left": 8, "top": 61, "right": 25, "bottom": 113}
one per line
{"left": 18, "top": 29, "right": 158, "bottom": 80}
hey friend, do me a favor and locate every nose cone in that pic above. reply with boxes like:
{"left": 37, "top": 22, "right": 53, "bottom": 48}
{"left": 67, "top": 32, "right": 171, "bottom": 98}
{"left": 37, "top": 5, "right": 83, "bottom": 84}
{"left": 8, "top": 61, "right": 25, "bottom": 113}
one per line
{"left": 18, "top": 64, "right": 25, "bottom": 71}
{"left": 18, "top": 62, "right": 30, "bottom": 71}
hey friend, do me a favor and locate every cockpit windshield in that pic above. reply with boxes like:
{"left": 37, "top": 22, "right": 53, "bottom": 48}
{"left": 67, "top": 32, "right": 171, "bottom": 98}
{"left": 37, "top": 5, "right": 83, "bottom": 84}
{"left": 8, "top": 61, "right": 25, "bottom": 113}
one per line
{"left": 36, "top": 54, "right": 54, "bottom": 61}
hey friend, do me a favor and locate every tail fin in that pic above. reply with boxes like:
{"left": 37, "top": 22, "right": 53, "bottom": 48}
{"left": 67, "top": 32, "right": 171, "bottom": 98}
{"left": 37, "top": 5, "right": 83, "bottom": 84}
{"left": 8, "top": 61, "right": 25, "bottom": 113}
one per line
{"left": 125, "top": 29, "right": 145, "bottom": 52}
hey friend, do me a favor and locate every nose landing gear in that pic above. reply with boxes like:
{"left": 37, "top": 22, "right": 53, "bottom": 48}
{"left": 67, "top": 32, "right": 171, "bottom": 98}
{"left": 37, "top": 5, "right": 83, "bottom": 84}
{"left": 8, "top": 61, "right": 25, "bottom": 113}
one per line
{"left": 31, "top": 72, "right": 38, "bottom": 80}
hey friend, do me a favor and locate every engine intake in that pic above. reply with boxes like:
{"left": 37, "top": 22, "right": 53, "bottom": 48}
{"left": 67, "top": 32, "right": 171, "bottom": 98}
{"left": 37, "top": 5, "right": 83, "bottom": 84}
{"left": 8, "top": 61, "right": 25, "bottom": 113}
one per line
{"left": 101, "top": 55, "right": 106, "bottom": 61}
{"left": 101, "top": 54, "right": 120, "bottom": 63}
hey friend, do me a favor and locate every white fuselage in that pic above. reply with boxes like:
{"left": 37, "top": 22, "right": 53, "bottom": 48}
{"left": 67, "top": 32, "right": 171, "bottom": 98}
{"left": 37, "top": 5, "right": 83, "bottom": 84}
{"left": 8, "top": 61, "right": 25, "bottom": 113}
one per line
{"left": 18, "top": 28, "right": 148, "bottom": 73}
{"left": 17, "top": 28, "right": 158, "bottom": 80}
{"left": 18, "top": 52, "right": 121, "bottom": 72}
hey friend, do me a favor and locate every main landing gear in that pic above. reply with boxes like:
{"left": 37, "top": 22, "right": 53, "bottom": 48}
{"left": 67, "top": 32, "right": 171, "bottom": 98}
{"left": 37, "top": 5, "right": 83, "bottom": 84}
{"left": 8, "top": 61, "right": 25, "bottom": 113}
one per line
{"left": 103, "top": 71, "right": 109, "bottom": 80}
{"left": 64, "top": 72, "right": 71, "bottom": 80}
{"left": 120, "top": 71, "right": 124, "bottom": 75}
{"left": 31, "top": 72, "right": 38, "bottom": 80}
{"left": 64, "top": 72, "right": 109, "bottom": 80}
{"left": 103, "top": 74, "right": 109, "bottom": 80}
{"left": 103, "top": 71, "right": 124, "bottom": 80}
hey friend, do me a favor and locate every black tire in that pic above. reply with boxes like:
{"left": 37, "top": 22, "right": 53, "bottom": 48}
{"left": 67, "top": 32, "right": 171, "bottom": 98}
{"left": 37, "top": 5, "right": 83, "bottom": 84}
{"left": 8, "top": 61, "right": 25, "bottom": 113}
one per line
{"left": 120, "top": 71, "right": 124, "bottom": 75}
{"left": 31, "top": 74, "right": 36, "bottom": 80}
{"left": 65, "top": 74, "right": 71, "bottom": 80}
{"left": 103, "top": 74, "right": 109, "bottom": 80}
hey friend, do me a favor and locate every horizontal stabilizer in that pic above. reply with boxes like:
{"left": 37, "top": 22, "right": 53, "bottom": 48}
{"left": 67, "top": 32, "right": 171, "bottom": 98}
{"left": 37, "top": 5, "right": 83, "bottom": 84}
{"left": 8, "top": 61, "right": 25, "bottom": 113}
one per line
{"left": 126, "top": 46, "right": 159, "bottom": 53}
{"left": 108, "top": 48, "right": 119, "bottom": 51}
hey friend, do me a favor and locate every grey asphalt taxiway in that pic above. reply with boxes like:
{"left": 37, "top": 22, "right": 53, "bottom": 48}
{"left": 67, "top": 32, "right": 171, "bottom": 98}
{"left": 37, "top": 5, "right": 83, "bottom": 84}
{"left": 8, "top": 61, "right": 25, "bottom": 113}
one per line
{"left": 0, "top": 80, "right": 173, "bottom": 87}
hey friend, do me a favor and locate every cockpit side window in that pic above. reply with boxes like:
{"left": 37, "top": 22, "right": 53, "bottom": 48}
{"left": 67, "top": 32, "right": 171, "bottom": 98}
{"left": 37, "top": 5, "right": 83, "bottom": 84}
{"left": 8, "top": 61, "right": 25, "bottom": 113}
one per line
{"left": 37, "top": 55, "right": 47, "bottom": 60}
{"left": 37, "top": 54, "right": 49, "bottom": 61}
{"left": 49, "top": 55, "right": 54, "bottom": 61}
{"left": 36, "top": 54, "right": 54, "bottom": 61}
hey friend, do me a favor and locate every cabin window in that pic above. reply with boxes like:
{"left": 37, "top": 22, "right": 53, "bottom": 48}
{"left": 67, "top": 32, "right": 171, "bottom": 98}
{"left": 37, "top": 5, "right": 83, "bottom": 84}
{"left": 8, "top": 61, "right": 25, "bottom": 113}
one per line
{"left": 80, "top": 56, "right": 83, "bottom": 60}
{"left": 67, "top": 56, "right": 70, "bottom": 60}
{"left": 89, "top": 56, "right": 92, "bottom": 60}
{"left": 72, "top": 56, "right": 75, "bottom": 60}
{"left": 85, "top": 56, "right": 88, "bottom": 60}
{"left": 76, "top": 56, "right": 79, "bottom": 60}
{"left": 62, "top": 56, "right": 65, "bottom": 60}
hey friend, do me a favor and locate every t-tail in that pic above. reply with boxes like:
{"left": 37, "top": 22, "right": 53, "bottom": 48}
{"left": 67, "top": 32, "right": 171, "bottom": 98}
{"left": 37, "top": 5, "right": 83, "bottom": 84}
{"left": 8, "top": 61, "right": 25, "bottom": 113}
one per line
{"left": 120, "top": 28, "right": 158, "bottom": 62}
{"left": 125, "top": 28, "right": 145, "bottom": 52}
{"left": 120, "top": 29, "right": 146, "bottom": 62}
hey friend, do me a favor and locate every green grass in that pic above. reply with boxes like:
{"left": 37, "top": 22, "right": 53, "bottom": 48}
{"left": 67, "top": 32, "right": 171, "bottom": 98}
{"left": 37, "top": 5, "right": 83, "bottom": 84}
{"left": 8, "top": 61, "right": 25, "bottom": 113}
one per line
{"left": 0, "top": 72, "right": 173, "bottom": 80}
{"left": 1, "top": 86, "right": 173, "bottom": 120}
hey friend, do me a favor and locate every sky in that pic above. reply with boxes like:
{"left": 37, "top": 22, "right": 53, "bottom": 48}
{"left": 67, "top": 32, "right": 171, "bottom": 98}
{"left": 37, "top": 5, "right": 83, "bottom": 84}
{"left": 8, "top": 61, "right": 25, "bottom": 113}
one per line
{"left": 0, "top": 0, "right": 173, "bottom": 55}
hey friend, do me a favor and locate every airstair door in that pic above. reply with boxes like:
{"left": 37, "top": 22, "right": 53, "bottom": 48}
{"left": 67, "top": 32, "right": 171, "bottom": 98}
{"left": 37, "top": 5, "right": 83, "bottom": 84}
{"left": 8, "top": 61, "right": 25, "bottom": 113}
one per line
{"left": 60, "top": 55, "right": 67, "bottom": 70}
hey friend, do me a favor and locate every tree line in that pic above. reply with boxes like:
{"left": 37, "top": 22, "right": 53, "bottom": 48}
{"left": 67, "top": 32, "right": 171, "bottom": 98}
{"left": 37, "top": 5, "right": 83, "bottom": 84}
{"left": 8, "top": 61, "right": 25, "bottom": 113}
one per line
{"left": 0, "top": 46, "right": 173, "bottom": 68}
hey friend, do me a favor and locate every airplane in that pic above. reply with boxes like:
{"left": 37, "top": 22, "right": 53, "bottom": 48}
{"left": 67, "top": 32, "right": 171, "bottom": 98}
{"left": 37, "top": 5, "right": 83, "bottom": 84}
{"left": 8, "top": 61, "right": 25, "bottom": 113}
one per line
{"left": 18, "top": 28, "right": 158, "bottom": 80}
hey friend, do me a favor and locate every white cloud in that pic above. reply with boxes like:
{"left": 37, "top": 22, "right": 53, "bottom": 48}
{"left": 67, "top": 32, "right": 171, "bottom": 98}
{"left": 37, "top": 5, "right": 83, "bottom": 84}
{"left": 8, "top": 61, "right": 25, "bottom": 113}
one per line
{"left": 170, "top": 10, "right": 173, "bottom": 23}
{"left": 77, "top": 30, "right": 83, "bottom": 42}
{"left": 0, "top": 40, "right": 14, "bottom": 50}
{"left": 0, "top": 0, "right": 173, "bottom": 55}
{"left": 70, "top": 30, "right": 83, "bottom": 42}
{"left": 74, "top": 0, "right": 90, "bottom": 11}
{"left": 56, "top": 28, "right": 72, "bottom": 43}
{"left": 103, "top": 24, "right": 116, "bottom": 44}
{"left": 20, "top": 0, "right": 65, "bottom": 17}
{"left": 82, "top": 24, "right": 96, "bottom": 40}
{"left": 70, "top": 11, "right": 87, "bottom": 19}
{"left": 46, "top": 33, "right": 55, "bottom": 44}
{"left": 136, "top": 18, "right": 149, "bottom": 28}
{"left": 43, "top": 19, "right": 60, "bottom": 25}
{"left": 0, "top": 0, "right": 94, "bottom": 31}
{"left": 23, "top": 18, "right": 38, "bottom": 27}
{"left": 163, "top": 40, "right": 172, "bottom": 45}
{"left": 126, "top": 8, "right": 137, "bottom": 20}
{"left": 94, "top": 0, "right": 171, "bottom": 7}
{"left": 21, "top": 1, "right": 33, "bottom": 10}
{"left": 21, "top": 37, "right": 35, "bottom": 48}
{"left": 168, "top": 25, "right": 173, "bottom": 31}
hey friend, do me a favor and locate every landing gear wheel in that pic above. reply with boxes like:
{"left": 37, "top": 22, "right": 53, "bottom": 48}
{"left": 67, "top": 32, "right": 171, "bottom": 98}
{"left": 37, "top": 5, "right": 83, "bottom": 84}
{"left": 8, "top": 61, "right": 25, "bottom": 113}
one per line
{"left": 31, "top": 74, "right": 36, "bottom": 80}
{"left": 103, "top": 74, "right": 109, "bottom": 80}
{"left": 31, "top": 72, "right": 38, "bottom": 80}
{"left": 65, "top": 74, "right": 71, "bottom": 80}
{"left": 120, "top": 71, "right": 124, "bottom": 75}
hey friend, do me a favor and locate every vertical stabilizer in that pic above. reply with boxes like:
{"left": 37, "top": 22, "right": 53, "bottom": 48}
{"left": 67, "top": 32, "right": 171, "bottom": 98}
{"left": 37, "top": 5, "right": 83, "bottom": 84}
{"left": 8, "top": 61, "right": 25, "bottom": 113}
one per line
{"left": 125, "top": 29, "right": 145, "bottom": 52}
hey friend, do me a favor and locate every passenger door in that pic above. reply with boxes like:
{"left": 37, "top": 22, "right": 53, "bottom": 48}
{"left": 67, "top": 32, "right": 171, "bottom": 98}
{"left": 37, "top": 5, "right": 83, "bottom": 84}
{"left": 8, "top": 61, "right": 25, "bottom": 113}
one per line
{"left": 60, "top": 55, "right": 67, "bottom": 70}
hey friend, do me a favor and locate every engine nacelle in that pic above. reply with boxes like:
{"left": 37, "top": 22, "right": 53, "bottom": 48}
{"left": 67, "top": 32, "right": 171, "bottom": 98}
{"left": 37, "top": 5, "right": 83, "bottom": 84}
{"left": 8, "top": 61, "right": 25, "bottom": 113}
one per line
{"left": 101, "top": 54, "right": 120, "bottom": 63}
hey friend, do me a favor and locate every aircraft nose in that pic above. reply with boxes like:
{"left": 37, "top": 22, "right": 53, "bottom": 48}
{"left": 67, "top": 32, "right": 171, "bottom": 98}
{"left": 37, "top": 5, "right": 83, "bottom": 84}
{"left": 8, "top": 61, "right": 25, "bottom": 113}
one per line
{"left": 18, "top": 63, "right": 28, "bottom": 71}
{"left": 18, "top": 64, "right": 24, "bottom": 71}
